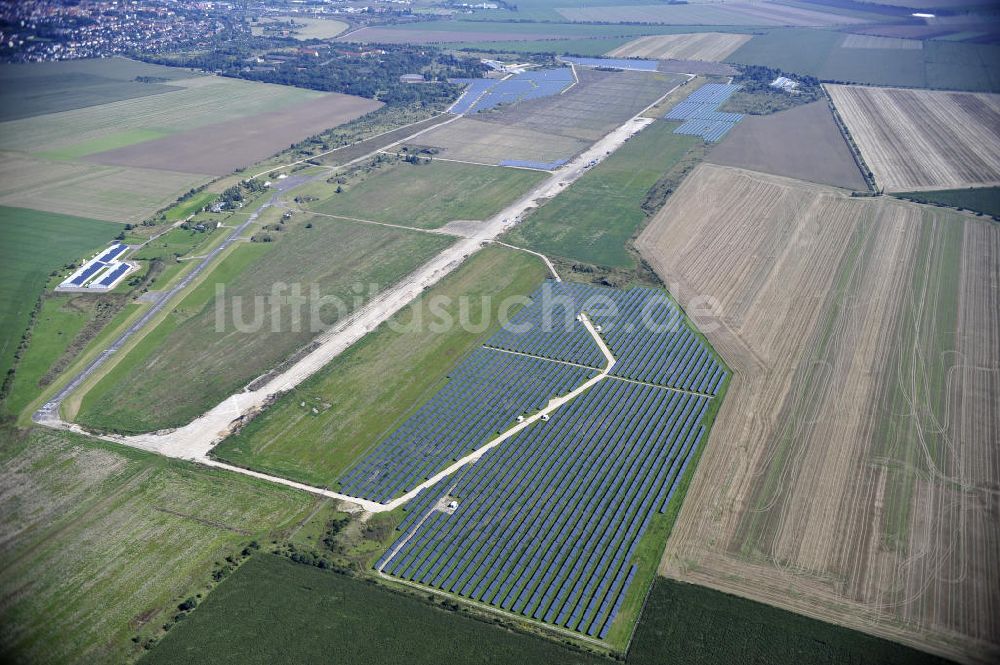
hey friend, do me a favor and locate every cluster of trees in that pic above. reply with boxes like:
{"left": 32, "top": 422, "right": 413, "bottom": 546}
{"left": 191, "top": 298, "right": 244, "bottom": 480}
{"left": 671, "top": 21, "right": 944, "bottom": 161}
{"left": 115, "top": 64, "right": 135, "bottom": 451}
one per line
{"left": 147, "top": 43, "right": 486, "bottom": 107}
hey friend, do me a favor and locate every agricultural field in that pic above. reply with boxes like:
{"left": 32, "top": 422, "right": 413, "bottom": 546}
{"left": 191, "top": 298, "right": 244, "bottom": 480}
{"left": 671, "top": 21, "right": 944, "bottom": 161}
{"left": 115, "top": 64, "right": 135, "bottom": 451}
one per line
{"left": 74, "top": 216, "right": 452, "bottom": 434}
{"left": 629, "top": 579, "right": 950, "bottom": 665}
{"left": 0, "top": 57, "right": 198, "bottom": 122}
{"left": 213, "top": 246, "right": 549, "bottom": 488}
{"left": 706, "top": 100, "right": 868, "bottom": 190}
{"left": 86, "top": 93, "right": 381, "bottom": 176}
{"left": 0, "top": 58, "right": 377, "bottom": 222}
{"left": 607, "top": 33, "right": 752, "bottom": 61}
{"left": 505, "top": 120, "right": 701, "bottom": 268}
{"left": 555, "top": 2, "right": 871, "bottom": 26}
{"left": 638, "top": 164, "right": 999, "bottom": 664}
{"left": 311, "top": 160, "right": 546, "bottom": 229}
{"left": 141, "top": 554, "right": 610, "bottom": 665}
{"left": 727, "top": 28, "right": 1000, "bottom": 91}
{"left": 894, "top": 186, "right": 1000, "bottom": 218}
{"left": 373, "top": 281, "right": 727, "bottom": 644}
{"left": 0, "top": 206, "right": 118, "bottom": 415}
{"left": 0, "top": 427, "right": 316, "bottom": 665}
{"left": 827, "top": 84, "right": 1000, "bottom": 191}
{"left": 336, "top": 20, "right": 694, "bottom": 44}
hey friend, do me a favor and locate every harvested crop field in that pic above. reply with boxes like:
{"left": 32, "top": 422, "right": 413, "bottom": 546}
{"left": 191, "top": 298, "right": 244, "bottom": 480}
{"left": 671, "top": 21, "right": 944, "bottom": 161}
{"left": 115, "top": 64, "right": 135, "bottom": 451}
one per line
{"left": 840, "top": 33, "right": 922, "bottom": 50}
{"left": 637, "top": 164, "right": 999, "bottom": 664}
{"left": 607, "top": 32, "right": 752, "bottom": 61}
{"left": 87, "top": 93, "right": 381, "bottom": 175}
{"left": 827, "top": 84, "right": 1000, "bottom": 191}
{"left": 557, "top": 3, "right": 868, "bottom": 26}
{"left": 0, "top": 62, "right": 372, "bottom": 222}
{"left": 706, "top": 101, "right": 867, "bottom": 190}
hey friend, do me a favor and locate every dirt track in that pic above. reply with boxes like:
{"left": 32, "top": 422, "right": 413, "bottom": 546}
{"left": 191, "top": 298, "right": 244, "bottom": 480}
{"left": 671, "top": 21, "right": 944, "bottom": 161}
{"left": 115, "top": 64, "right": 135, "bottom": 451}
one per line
{"left": 637, "top": 164, "right": 999, "bottom": 664}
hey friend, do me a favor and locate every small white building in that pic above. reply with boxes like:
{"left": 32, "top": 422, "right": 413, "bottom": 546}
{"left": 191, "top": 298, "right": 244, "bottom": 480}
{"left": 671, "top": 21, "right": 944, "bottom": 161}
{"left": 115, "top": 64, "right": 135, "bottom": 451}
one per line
{"left": 770, "top": 76, "right": 800, "bottom": 93}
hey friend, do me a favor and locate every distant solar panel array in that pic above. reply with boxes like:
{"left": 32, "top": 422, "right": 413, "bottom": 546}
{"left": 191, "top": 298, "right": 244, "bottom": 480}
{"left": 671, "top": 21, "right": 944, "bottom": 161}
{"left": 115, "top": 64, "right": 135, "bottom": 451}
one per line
{"left": 498, "top": 158, "right": 568, "bottom": 171}
{"left": 448, "top": 68, "right": 574, "bottom": 115}
{"left": 664, "top": 83, "right": 743, "bottom": 142}
{"left": 366, "top": 281, "right": 727, "bottom": 639}
{"left": 560, "top": 56, "right": 659, "bottom": 72}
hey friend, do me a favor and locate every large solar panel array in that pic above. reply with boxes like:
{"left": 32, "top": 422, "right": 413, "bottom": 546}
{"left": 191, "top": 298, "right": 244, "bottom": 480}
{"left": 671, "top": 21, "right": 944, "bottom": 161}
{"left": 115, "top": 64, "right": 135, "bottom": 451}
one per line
{"left": 561, "top": 56, "right": 659, "bottom": 72}
{"left": 336, "top": 347, "right": 597, "bottom": 503}
{"left": 97, "top": 243, "right": 127, "bottom": 263}
{"left": 563, "top": 283, "right": 727, "bottom": 395}
{"left": 448, "top": 68, "right": 574, "bottom": 115}
{"left": 378, "top": 379, "right": 710, "bottom": 638}
{"left": 664, "top": 83, "right": 743, "bottom": 142}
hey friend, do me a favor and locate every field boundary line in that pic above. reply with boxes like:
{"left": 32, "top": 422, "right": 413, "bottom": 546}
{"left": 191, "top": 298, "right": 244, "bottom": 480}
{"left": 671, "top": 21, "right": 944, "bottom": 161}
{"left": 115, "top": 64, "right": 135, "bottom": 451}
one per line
{"left": 481, "top": 345, "right": 600, "bottom": 371}
{"left": 377, "top": 571, "right": 610, "bottom": 650}
{"left": 561, "top": 63, "right": 579, "bottom": 95}
{"left": 304, "top": 209, "right": 458, "bottom": 236}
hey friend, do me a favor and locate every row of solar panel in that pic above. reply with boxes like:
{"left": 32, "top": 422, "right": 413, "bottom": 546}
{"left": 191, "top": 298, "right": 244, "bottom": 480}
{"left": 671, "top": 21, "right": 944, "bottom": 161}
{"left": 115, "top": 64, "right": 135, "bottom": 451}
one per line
{"left": 482, "top": 281, "right": 726, "bottom": 395}
{"left": 379, "top": 379, "right": 709, "bottom": 638}
{"left": 448, "top": 68, "right": 574, "bottom": 115}
{"left": 335, "top": 348, "right": 596, "bottom": 503}
{"left": 675, "top": 118, "right": 739, "bottom": 142}
{"left": 663, "top": 83, "right": 743, "bottom": 142}
{"left": 561, "top": 56, "right": 658, "bottom": 72}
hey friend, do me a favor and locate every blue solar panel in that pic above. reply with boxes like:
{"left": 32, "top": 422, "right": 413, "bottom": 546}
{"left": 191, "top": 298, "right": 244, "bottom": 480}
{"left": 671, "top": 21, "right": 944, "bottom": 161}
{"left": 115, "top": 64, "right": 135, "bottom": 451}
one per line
{"left": 663, "top": 83, "right": 743, "bottom": 141}
{"left": 97, "top": 244, "right": 127, "bottom": 263}
{"left": 98, "top": 263, "right": 129, "bottom": 286}
{"left": 70, "top": 261, "right": 105, "bottom": 286}
{"left": 448, "top": 68, "right": 574, "bottom": 115}
{"left": 561, "top": 57, "right": 658, "bottom": 72}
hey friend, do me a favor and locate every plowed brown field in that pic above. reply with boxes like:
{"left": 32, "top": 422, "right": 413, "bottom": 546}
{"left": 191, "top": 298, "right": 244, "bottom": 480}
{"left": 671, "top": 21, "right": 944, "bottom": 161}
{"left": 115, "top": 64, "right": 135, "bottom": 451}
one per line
{"left": 637, "top": 164, "right": 999, "bottom": 664}
{"left": 827, "top": 84, "right": 1000, "bottom": 192}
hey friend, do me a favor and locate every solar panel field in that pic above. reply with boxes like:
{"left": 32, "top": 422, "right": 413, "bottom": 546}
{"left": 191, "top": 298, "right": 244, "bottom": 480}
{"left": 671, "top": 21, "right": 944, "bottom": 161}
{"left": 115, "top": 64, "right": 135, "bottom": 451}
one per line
{"left": 379, "top": 380, "right": 711, "bottom": 639}
{"left": 337, "top": 348, "right": 597, "bottom": 503}
{"left": 664, "top": 83, "right": 743, "bottom": 142}
{"left": 346, "top": 280, "right": 729, "bottom": 642}
{"left": 450, "top": 68, "right": 575, "bottom": 115}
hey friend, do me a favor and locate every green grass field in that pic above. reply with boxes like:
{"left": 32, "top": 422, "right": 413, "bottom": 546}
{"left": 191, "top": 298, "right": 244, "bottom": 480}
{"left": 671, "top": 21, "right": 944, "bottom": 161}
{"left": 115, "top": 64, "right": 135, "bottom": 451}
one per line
{"left": 0, "top": 427, "right": 317, "bottom": 665}
{"left": 75, "top": 216, "right": 452, "bottom": 434}
{"left": 505, "top": 121, "right": 700, "bottom": 268}
{"left": 3, "top": 295, "right": 98, "bottom": 418}
{"left": 727, "top": 28, "right": 1000, "bottom": 92}
{"left": 213, "top": 245, "right": 548, "bottom": 486}
{"left": 0, "top": 57, "right": 197, "bottom": 122}
{"left": 628, "top": 578, "right": 950, "bottom": 665}
{"left": 895, "top": 187, "right": 1000, "bottom": 218}
{"left": 0, "top": 206, "right": 118, "bottom": 414}
{"left": 141, "top": 553, "right": 610, "bottom": 665}
{"left": 312, "top": 160, "right": 546, "bottom": 229}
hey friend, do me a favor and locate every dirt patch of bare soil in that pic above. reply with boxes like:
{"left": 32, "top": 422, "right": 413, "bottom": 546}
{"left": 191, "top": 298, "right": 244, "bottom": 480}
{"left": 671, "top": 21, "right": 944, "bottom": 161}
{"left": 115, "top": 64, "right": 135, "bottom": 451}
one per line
{"left": 706, "top": 101, "right": 868, "bottom": 190}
